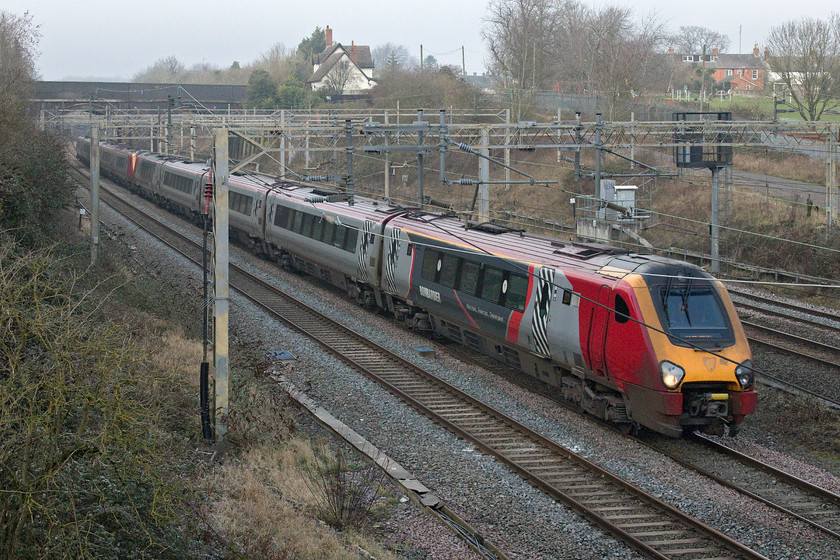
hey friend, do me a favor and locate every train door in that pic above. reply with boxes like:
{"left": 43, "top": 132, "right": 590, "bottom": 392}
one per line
{"left": 587, "top": 285, "right": 610, "bottom": 376}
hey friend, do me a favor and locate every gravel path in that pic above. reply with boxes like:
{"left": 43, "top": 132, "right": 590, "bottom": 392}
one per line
{"left": 95, "top": 185, "right": 840, "bottom": 559}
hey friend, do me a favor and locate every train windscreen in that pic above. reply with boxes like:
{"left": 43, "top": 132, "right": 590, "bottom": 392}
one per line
{"left": 652, "top": 281, "right": 733, "bottom": 346}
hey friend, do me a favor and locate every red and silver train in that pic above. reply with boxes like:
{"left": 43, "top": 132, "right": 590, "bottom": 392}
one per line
{"left": 75, "top": 137, "right": 757, "bottom": 437}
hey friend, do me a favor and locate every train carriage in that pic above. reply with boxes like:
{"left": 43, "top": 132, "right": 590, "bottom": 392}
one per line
{"left": 158, "top": 161, "right": 203, "bottom": 221}
{"left": 73, "top": 134, "right": 756, "bottom": 437}
{"left": 132, "top": 152, "right": 166, "bottom": 200}
{"left": 264, "top": 186, "right": 395, "bottom": 304}
{"left": 226, "top": 173, "right": 271, "bottom": 248}
{"left": 381, "top": 211, "right": 756, "bottom": 436}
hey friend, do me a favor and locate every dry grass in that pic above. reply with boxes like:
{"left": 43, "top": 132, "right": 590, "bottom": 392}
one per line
{"left": 202, "top": 441, "right": 399, "bottom": 560}
{"left": 735, "top": 147, "right": 825, "bottom": 185}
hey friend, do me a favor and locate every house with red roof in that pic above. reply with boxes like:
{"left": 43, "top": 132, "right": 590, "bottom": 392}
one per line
{"left": 670, "top": 43, "right": 767, "bottom": 91}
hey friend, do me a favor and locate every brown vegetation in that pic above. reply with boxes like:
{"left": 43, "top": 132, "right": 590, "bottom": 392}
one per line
{"left": 735, "top": 147, "right": 826, "bottom": 185}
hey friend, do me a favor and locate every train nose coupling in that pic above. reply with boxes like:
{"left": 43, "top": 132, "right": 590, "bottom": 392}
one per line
{"left": 687, "top": 393, "right": 729, "bottom": 418}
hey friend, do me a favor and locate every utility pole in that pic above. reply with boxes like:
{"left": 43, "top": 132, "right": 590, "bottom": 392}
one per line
{"left": 828, "top": 125, "right": 838, "bottom": 234}
{"left": 700, "top": 45, "right": 706, "bottom": 111}
{"left": 345, "top": 120, "right": 355, "bottom": 206}
{"left": 416, "top": 109, "right": 425, "bottom": 207}
{"left": 594, "top": 113, "right": 603, "bottom": 197}
{"left": 212, "top": 128, "right": 230, "bottom": 442}
{"left": 478, "top": 127, "right": 490, "bottom": 222}
{"left": 462, "top": 46, "right": 466, "bottom": 75}
{"left": 90, "top": 126, "right": 100, "bottom": 265}
{"left": 384, "top": 111, "right": 391, "bottom": 202}
{"left": 280, "top": 110, "right": 286, "bottom": 180}
{"left": 711, "top": 165, "right": 722, "bottom": 274}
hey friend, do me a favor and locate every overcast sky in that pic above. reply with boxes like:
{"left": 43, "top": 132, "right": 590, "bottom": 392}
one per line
{"left": 6, "top": 0, "right": 839, "bottom": 81}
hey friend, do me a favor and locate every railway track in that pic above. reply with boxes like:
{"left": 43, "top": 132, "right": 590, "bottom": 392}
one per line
{"left": 645, "top": 434, "right": 840, "bottom": 542}
{"left": 442, "top": 342, "right": 840, "bottom": 545}
{"left": 742, "top": 321, "right": 840, "bottom": 371}
{"left": 70, "top": 169, "right": 771, "bottom": 560}
{"left": 728, "top": 287, "right": 840, "bottom": 334}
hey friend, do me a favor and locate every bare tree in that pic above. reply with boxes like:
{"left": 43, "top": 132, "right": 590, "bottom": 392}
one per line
{"left": 0, "top": 11, "right": 39, "bottom": 127}
{"left": 484, "top": 1, "right": 666, "bottom": 120}
{"left": 671, "top": 25, "right": 730, "bottom": 54}
{"left": 371, "top": 42, "right": 414, "bottom": 75}
{"left": 322, "top": 59, "right": 353, "bottom": 95}
{"left": 585, "top": 8, "right": 666, "bottom": 119}
{"left": 252, "top": 42, "right": 298, "bottom": 83}
{"left": 132, "top": 55, "right": 185, "bottom": 83}
{"left": 483, "top": 0, "right": 565, "bottom": 120}
{"left": 766, "top": 14, "right": 840, "bottom": 121}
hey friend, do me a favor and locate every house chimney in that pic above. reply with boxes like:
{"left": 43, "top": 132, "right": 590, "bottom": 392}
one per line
{"left": 668, "top": 46, "right": 674, "bottom": 55}
{"left": 764, "top": 47, "right": 770, "bottom": 59}
{"left": 712, "top": 47, "right": 719, "bottom": 57}
{"left": 326, "top": 26, "right": 333, "bottom": 47}
{"left": 753, "top": 42, "right": 759, "bottom": 56}
{"left": 350, "top": 41, "right": 357, "bottom": 64}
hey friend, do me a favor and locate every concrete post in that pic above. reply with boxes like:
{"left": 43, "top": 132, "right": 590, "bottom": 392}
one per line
{"left": 505, "top": 109, "right": 511, "bottom": 190}
{"left": 280, "top": 110, "right": 286, "bottom": 180}
{"left": 384, "top": 111, "right": 390, "bottom": 201}
{"left": 90, "top": 126, "right": 101, "bottom": 265}
{"left": 190, "top": 126, "right": 196, "bottom": 161}
{"left": 212, "top": 128, "right": 230, "bottom": 442}
{"left": 711, "top": 166, "right": 721, "bottom": 274}
{"left": 479, "top": 127, "right": 490, "bottom": 223}
{"left": 827, "top": 126, "right": 838, "bottom": 233}
{"left": 594, "top": 113, "right": 603, "bottom": 197}
{"left": 417, "top": 109, "right": 424, "bottom": 208}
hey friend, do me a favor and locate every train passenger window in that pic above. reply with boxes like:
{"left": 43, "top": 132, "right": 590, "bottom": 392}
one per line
{"left": 480, "top": 267, "right": 504, "bottom": 304}
{"left": 275, "top": 206, "right": 291, "bottom": 228}
{"left": 422, "top": 250, "right": 440, "bottom": 281}
{"left": 301, "top": 214, "right": 314, "bottom": 237}
{"left": 241, "top": 194, "right": 254, "bottom": 215}
{"left": 312, "top": 217, "right": 324, "bottom": 241}
{"left": 344, "top": 227, "right": 358, "bottom": 252}
{"left": 505, "top": 274, "right": 529, "bottom": 312}
{"left": 291, "top": 211, "right": 303, "bottom": 233}
{"left": 614, "top": 294, "right": 631, "bottom": 324}
{"left": 333, "top": 225, "right": 348, "bottom": 249}
{"left": 322, "top": 221, "right": 335, "bottom": 245}
{"left": 439, "top": 254, "right": 460, "bottom": 288}
{"left": 458, "top": 260, "right": 481, "bottom": 295}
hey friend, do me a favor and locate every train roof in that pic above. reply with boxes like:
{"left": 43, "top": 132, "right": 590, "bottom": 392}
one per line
{"left": 270, "top": 182, "right": 406, "bottom": 224}
{"left": 387, "top": 211, "right": 711, "bottom": 281}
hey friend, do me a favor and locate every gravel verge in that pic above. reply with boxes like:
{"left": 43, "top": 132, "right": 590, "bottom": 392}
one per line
{"left": 93, "top": 184, "right": 840, "bottom": 559}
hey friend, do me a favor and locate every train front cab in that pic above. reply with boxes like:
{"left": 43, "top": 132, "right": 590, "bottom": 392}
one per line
{"left": 614, "top": 268, "right": 757, "bottom": 437}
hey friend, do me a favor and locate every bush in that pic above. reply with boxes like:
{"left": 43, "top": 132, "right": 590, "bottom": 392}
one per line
{"left": 0, "top": 237, "right": 205, "bottom": 558}
{"left": 0, "top": 126, "right": 74, "bottom": 245}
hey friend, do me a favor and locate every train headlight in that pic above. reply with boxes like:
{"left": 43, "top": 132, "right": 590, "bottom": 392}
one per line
{"left": 735, "top": 360, "right": 755, "bottom": 390}
{"left": 660, "top": 361, "right": 685, "bottom": 390}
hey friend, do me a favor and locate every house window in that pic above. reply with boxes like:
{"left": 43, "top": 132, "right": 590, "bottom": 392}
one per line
{"left": 725, "top": 69, "right": 733, "bottom": 77}
{"left": 737, "top": 69, "right": 742, "bottom": 75}
{"left": 683, "top": 55, "right": 693, "bottom": 62}
{"left": 752, "top": 70, "right": 759, "bottom": 79}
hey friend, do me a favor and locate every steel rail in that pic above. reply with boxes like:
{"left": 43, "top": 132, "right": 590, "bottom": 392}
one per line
{"left": 72, "top": 167, "right": 768, "bottom": 560}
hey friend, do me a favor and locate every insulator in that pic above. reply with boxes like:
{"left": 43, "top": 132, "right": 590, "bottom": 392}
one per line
{"left": 304, "top": 175, "right": 328, "bottom": 182}
{"left": 452, "top": 179, "right": 479, "bottom": 185}
{"left": 451, "top": 141, "right": 477, "bottom": 154}
{"left": 304, "top": 195, "right": 330, "bottom": 203}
